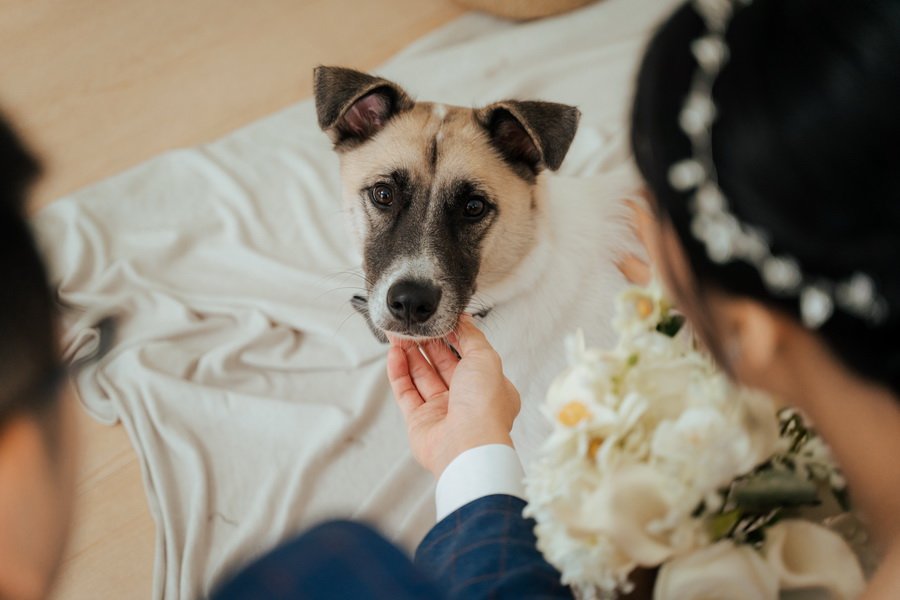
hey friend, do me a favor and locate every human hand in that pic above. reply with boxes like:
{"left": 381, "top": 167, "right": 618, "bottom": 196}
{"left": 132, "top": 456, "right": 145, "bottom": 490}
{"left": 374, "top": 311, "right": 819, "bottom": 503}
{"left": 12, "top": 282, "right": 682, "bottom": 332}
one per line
{"left": 386, "top": 316, "right": 521, "bottom": 478}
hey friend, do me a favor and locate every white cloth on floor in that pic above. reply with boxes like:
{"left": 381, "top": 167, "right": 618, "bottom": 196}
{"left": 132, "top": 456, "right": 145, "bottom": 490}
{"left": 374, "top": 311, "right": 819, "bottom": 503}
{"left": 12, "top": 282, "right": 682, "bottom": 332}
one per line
{"left": 33, "top": 0, "right": 679, "bottom": 597}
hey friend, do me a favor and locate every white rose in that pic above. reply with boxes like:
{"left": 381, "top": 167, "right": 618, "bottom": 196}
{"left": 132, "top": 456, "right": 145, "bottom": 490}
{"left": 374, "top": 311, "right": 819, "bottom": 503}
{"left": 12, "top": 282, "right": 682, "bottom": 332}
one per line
{"left": 763, "top": 520, "right": 865, "bottom": 600}
{"left": 579, "top": 465, "right": 697, "bottom": 567}
{"left": 654, "top": 541, "right": 778, "bottom": 600}
{"left": 651, "top": 406, "right": 753, "bottom": 493}
{"left": 527, "top": 477, "right": 637, "bottom": 594}
{"left": 622, "top": 353, "right": 710, "bottom": 424}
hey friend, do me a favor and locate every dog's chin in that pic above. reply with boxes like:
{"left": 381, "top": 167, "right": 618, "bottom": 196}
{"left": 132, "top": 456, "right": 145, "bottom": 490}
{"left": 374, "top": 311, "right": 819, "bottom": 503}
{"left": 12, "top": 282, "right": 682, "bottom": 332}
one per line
{"left": 379, "top": 322, "right": 455, "bottom": 343}
{"left": 378, "top": 306, "right": 493, "bottom": 342}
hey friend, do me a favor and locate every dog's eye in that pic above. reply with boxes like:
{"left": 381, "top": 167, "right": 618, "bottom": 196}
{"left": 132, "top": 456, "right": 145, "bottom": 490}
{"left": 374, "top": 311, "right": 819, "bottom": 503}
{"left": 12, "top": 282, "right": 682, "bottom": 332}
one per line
{"left": 463, "top": 197, "right": 487, "bottom": 220}
{"left": 369, "top": 184, "right": 394, "bottom": 208}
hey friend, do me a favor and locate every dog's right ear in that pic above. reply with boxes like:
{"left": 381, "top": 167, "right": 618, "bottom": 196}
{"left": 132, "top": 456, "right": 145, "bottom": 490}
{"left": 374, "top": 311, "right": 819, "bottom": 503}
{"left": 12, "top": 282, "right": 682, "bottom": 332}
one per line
{"left": 314, "top": 66, "right": 414, "bottom": 150}
{"left": 476, "top": 100, "right": 580, "bottom": 177}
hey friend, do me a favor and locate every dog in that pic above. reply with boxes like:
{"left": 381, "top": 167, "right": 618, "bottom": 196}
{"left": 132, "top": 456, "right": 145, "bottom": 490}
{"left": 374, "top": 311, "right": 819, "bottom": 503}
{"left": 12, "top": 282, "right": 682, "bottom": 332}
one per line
{"left": 313, "top": 65, "right": 636, "bottom": 461}
{"left": 314, "top": 66, "right": 580, "bottom": 342}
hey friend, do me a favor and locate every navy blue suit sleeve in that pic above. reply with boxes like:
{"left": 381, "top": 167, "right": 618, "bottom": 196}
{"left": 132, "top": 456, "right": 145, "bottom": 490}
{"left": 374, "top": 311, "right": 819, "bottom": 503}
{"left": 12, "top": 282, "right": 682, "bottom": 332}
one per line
{"left": 415, "top": 494, "right": 573, "bottom": 599}
{"left": 213, "top": 520, "right": 444, "bottom": 600}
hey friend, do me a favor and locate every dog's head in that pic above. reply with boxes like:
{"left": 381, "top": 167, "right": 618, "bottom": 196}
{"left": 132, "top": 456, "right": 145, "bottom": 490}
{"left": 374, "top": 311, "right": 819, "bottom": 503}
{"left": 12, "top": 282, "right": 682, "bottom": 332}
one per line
{"left": 314, "top": 66, "right": 580, "bottom": 340}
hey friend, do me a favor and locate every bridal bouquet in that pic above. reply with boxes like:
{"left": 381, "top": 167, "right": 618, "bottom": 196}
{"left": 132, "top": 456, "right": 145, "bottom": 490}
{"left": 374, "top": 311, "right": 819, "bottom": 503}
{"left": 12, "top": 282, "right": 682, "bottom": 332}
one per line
{"left": 523, "top": 280, "right": 869, "bottom": 599}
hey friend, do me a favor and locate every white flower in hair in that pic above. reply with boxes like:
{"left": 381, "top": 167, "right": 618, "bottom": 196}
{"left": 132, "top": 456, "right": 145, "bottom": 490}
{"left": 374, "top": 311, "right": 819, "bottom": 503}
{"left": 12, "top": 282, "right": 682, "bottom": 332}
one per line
{"left": 761, "top": 257, "right": 802, "bottom": 293}
{"left": 669, "top": 0, "right": 889, "bottom": 329}
{"left": 668, "top": 159, "right": 705, "bottom": 191}
{"left": 691, "top": 35, "right": 729, "bottom": 72}
{"left": 800, "top": 285, "right": 834, "bottom": 329}
{"left": 679, "top": 93, "right": 717, "bottom": 136}
{"left": 694, "top": 0, "right": 735, "bottom": 31}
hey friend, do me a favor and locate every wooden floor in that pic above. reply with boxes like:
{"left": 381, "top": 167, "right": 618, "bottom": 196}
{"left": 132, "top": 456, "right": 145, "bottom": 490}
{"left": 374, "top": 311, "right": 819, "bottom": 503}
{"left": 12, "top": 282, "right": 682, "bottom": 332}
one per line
{"left": 0, "top": 1, "right": 464, "bottom": 597}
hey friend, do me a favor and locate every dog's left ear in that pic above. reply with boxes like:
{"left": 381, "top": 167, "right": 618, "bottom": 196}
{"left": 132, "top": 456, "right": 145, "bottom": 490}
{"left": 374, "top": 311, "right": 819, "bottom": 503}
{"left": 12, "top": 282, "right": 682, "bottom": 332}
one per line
{"left": 314, "top": 66, "right": 414, "bottom": 150}
{"left": 476, "top": 101, "right": 580, "bottom": 176}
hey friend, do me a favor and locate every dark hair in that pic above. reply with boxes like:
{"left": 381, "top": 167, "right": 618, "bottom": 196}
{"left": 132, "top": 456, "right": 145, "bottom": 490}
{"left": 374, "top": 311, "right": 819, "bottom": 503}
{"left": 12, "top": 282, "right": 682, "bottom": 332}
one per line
{"left": 0, "top": 113, "right": 61, "bottom": 425}
{"left": 632, "top": 0, "right": 900, "bottom": 395}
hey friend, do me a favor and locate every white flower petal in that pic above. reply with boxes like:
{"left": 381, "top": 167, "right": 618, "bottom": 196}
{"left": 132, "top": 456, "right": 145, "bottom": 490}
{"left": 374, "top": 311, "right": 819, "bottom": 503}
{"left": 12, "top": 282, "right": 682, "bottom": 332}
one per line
{"left": 586, "top": 465, "right": 690, "bottom": 566}
{"left": 763, "top": 520, "right": 865, "bottom": 600}
{"left": 654, "top": 541, "right": 778, "bottom": 600}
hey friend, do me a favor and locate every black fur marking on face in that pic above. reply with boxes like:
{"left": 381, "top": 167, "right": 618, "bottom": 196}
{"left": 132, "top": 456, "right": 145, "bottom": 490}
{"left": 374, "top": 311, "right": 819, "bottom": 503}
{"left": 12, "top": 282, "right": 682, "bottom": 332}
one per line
{"left": 359, "top": 169, "right": 412, "bottom": 224}
{"left": 428, "top": 136, "right": 439, "bottom": 173}
{"left": 360, "top": 173, "right": 497, "bottom": 338}
{"left": 361, "top": 168, "right": 422, "bottom": 288}
{"left": 430, "top": 178, "right": 496, "bottom": 305}
{"left": 444, "top": 180, "right": 497, "bottom": 225}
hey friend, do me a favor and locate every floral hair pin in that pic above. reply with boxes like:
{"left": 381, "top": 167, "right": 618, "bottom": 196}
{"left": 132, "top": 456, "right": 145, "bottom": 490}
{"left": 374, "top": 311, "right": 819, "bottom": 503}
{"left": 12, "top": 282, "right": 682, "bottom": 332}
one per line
{"left": 668, "top": 0, "right": 889, "bottom": 329}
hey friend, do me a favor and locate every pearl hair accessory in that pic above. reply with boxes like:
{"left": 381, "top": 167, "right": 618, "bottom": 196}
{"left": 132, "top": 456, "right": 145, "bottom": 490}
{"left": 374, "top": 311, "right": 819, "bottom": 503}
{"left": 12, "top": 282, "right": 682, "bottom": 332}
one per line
{"left": 669, "top": 0, "right": 889, "bottom": 329}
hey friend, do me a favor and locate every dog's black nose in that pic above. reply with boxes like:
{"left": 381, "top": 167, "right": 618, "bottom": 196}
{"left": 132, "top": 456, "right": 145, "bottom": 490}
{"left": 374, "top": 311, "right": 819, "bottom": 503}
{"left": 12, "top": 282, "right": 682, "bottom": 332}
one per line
{"left": 387, "top": 280, "right": 442, "bottom": 324}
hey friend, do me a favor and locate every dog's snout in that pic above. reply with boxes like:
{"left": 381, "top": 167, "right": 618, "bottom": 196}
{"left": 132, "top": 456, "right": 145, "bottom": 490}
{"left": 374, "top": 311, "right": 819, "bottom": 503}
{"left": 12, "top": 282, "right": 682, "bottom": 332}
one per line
{"left": 387, "top": 280, "right": 442, "bottom": 324}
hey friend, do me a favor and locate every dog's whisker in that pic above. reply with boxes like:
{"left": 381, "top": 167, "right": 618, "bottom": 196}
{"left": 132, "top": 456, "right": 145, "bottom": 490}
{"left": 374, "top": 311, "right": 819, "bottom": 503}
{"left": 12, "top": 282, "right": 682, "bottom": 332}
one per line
{"left": 318, "top": 271, "right": 362, "bottom": 286}
{"left": 325, "top": 269, "right": 375, "bottom": 287}
{"left": 313, "top": 288, "right": 368, "bottom": 304}
{"left": 334, "top": 309, "right": 361, "bottom": 336}
{"left": 317, "top": 284, "right": 368, "bottom": 294}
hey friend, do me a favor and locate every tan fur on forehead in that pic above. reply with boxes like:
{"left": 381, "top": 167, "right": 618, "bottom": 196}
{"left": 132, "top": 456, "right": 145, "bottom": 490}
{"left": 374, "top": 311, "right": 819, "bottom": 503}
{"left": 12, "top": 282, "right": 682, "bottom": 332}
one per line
{"left": 340, "top": 103, "right": 531, "bottom": 202}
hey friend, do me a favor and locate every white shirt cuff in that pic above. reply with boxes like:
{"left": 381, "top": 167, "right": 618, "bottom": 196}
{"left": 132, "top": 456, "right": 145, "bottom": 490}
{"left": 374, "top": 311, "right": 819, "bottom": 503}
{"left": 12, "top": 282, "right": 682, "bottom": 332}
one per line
{"left": 434, "top": 443, "right": 525, "bottom": 522}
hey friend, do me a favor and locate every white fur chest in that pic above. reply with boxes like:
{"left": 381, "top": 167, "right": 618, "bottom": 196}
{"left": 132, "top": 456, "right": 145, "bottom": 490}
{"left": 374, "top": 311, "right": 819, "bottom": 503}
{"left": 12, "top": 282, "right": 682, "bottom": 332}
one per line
{"left": 477, "top": 171, "right": 639, "bottom": 466}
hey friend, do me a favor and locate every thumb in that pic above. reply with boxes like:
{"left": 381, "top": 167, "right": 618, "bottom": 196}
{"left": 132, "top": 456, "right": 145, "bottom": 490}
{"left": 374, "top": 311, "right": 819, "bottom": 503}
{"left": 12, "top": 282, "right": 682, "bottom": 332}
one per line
{"left": 453, "top": 315, "right": 497, "bottom": 359}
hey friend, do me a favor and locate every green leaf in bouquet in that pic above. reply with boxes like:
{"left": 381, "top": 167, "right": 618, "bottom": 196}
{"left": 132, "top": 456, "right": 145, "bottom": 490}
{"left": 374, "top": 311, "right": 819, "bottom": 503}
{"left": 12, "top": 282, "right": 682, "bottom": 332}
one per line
{"left": 778, "top": 408, "right": 812, "bottom": 453}
{"left": 731, "top": 470, "right": 820, "bottom": 512}
{"left": 708, "top": 509, "right": 742, "bottom": 540}
{"left": 655, "top": 314, "right": 685, "bottom": 338}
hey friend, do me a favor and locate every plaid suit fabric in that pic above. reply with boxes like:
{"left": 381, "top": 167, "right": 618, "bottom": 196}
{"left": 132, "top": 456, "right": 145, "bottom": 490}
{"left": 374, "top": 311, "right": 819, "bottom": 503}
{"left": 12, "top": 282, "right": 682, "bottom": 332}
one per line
{"left": 416, "top": 494, "right": 572, "bottom": 599}
{"left": 213, "top": 520, "right": 444, "bottom": 599}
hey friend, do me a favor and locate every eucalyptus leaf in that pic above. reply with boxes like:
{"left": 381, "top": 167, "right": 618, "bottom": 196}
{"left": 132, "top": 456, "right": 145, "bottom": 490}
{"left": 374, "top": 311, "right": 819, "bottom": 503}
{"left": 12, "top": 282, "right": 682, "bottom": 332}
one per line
{"left": 732, "top": 471, "right": 820, "bottom": 512}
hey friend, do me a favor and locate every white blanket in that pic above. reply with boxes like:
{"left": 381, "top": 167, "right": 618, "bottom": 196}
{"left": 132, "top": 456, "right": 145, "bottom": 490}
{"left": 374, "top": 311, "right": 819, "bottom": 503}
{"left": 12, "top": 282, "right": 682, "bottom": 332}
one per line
{"left": 34, "top": 0, "right": 679, "bottom": 597}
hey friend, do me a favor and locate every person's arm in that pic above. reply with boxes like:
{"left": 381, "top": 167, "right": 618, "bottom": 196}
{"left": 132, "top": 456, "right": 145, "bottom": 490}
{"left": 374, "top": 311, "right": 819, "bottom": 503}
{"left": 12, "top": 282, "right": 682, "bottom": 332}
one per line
{"left": 386, "top": 318, "right": 572, "bottom": 599}
{"left": 416, "top": 444, "right": 571, "bottom": 599}
{"left": 416, "top": 493, "right": 570, "bottom": 599}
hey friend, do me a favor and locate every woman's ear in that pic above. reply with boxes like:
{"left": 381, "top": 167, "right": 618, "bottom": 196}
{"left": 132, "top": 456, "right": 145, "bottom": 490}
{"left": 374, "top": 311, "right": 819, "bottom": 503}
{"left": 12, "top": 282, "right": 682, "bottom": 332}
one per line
{"left": 712, "top": 294, "right": 791, "bottom": 393}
